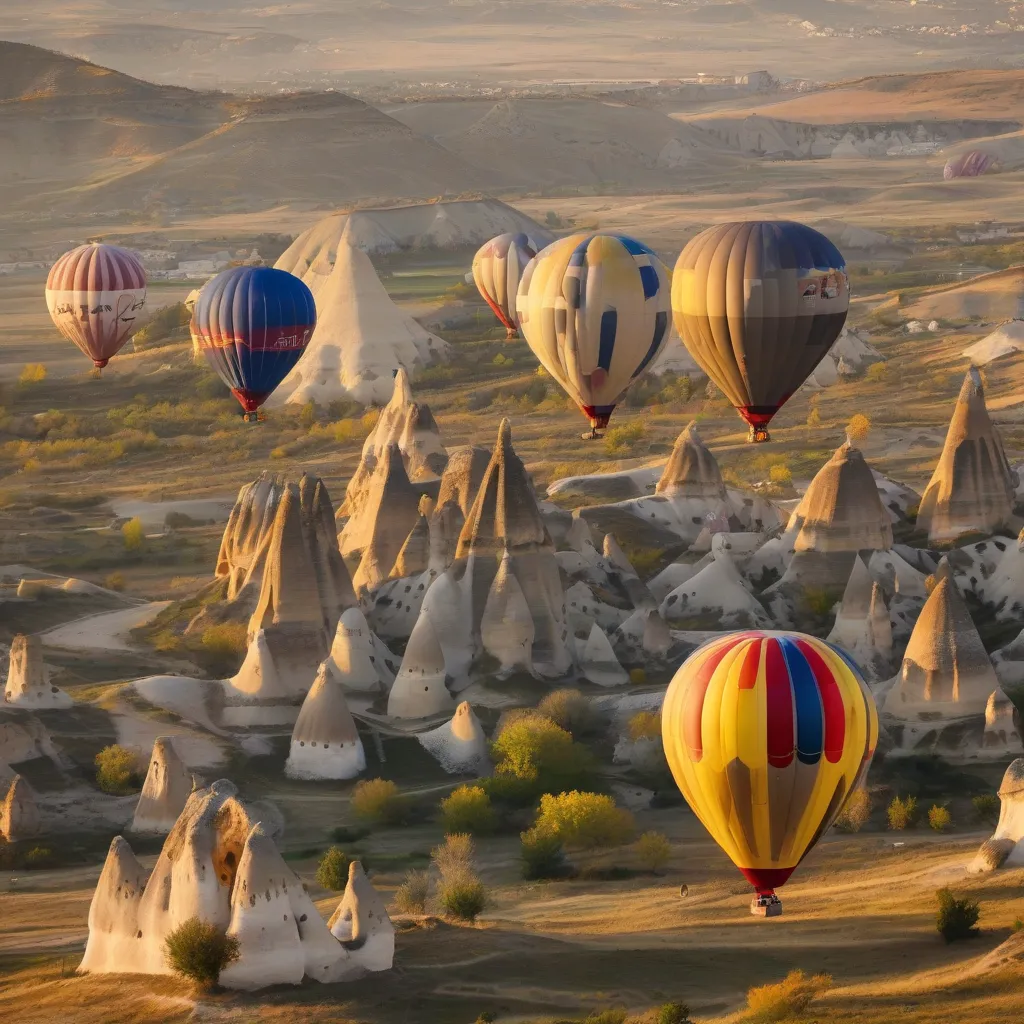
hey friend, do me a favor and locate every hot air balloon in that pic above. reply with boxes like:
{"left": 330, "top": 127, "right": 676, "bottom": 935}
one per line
{"left": 672, "top": 221, "right": 849, "bottom": 443}
{"left": 661, "top": 630, "right": 877, "bottom": 916}
{"left": 472, "top": 232, "right": 545, "bottom": 339}
{"left": 943, "top": 149, "right": 997, "bottom": 180}
{"left": 516, "top": 233, "right": 671, "bottom": 439}
{"left": 191, "top": 266, "right": 316, "bottom": 421}
{"left": 45, "top": 243, "right": 147, "bottom": 369}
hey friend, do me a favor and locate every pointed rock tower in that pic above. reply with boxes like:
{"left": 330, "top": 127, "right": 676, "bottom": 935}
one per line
{"left": 417, "top": 701, "right": 490, "bottom": 774}
{"left": 216, "top": 472, "right": 284, "bottom": 601}
{"left": 79, "top": 836, "right": 148, "bottom": 972}
{"left": 131, "top": 737, "right": 194, "bottom": 834}
{"left": 4, "top": 635, "right": 72, "bottom": 709}
{"left": 286, "top": 662, "right": 366, "bottom": 780}
{"left": 435, "top": 445, "right": 492, "bottom": 517}
{"left": 391, "top": 497, "right": 434, "bottom": 579}
{"left": 656, "top": 421, "right": 729, "bottom": 501}
{"left": 659, "top": 551, "right": 770, "bottom": 628}
{"left": 387, "top": 613, "right": 453, "bottom": 719}
{"left": 450, "top": 418, "right": 573, "bottom": 678}
{"left": 882, "top": 559, "right": 1001, "bottom": 756}
{"left": 967, "top": 759, "right": 1024, "bottom": 873}
{"left": 328, "top": 860, "right": 395, "bottom": 973}
{"left": 480, "top": 552, "right": 535, "bottom": 675}
{"left": 326, "top": 607, "right": 396, "bottom": 695}
{"left": 274, "top": 241, "right": 449, "bottom": 408}
{"left": 1, "top": 774, "right": 39, "bottom": 841}
{"left": 917, "top": 368, "right": 1017, "bottom": 543}
{"left": 826, "top": 555, "right": 893, "bottom": 681}
{"left": 578, "top": 624, "right": 629, "bottom": 687}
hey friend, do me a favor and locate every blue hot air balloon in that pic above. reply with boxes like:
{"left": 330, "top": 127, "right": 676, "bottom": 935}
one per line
{"left": 191, "top": 267, "right": 316, "bottom": 420}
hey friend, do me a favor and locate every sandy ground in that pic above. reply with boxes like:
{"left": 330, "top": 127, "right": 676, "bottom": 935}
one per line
{"left": 40, "top": 603, "right": 170, "bottom": 652}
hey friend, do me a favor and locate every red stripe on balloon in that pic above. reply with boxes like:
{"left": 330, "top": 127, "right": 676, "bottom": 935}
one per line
{"left": 737, "top": 637, "right": 761, "bottom": 689}
{"left": 683, "top": 639, "right": 734, "bottom": 762}
{"left": 765, "top": 637, "right": 794, "bottom": 769}
{"left": 796, "top": 639, "right": 846, "bottom": 763}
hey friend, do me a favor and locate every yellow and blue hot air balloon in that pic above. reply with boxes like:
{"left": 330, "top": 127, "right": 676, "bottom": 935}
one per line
{"left": 516, "top": 233, "right": 671, "bottom": 438}
{"left": 472, "top": 232, "right": 546, "bottom": 339}
{"left": 661, "top": 630, "right": 877, "bottom": 915}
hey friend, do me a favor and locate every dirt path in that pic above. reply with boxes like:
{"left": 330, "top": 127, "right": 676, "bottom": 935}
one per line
{"left": 39, "top": 602, "right": 170, "bottom": 652}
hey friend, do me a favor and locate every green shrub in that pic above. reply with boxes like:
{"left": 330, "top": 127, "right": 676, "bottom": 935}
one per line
{"left": 636, "top": 831, "right": 671, "bottom": 873}
{"left": 198, "top": 622, "right": 248, "bottom": 676}
{"left": 95, "top": 744, "right": 140, "bottom": 794}
{"left": 887, "top": 794, "right": 918, "bottom": 830}
{"left": 104, "top": 572, "right": 125, "bottom": 592}
{"left": 835, "top": 787, "right": 871, "bottom": 833}
{"left": 431, "top": 832, "right": 475, "bottom": 881}
{"left": 394, "top": 869, "right": 430, "bottom": 914}
{"left": 487, "top": 713, "right": 596, "bottom": 804}
{"left": 747, "top": 969, "right": 832, "bottom": 1022}
{"left": 627, "top": 710, "right": 661, "bottom": 742}
{"left": 475, "top": 1013, "right": 497, "bottom": 1024}
{"left": 604, "top": 419, "right": 646, "bottom": 454}
{"left": 122, "top": 516, "right": 145, "bottom": 551}
{"left": 658, "top": 1002, "right": 692, "bottom": 1024}
{"left": 847, "top": 412, "right": 871, "bottom": 442}
{"left": 24, "top": 846, "right": 55, "bottom": 869}
{"left": 520, "top": 828, "right": 569, "bottom": 880}
{"left": 936, "top": 888, "right": 980, "bottom": 943}
{"left": 532, "top": 791, "right": 635, "bottom": 850}
{"left": 440, "top": 785, "right": 497, "bottom": 835}
{"left": 316, "top": 846, "right": 350, "bottom": 891}
{"left": 866, "top": 361, "right": 889, "bottom": 382}
{"left": 536, "top": 688, "right": 600, "bottom": 737}
{"left": 768, "top": 462, "right": 792, "bottom": 486}
{"left": 164, "top": 916, "right": 240, "bottom": 989}
{"left": 972, "top": 793, "right": 1000, "bottom": 825}
{"left": 583, "top": 1011, "right": 626, "bottom": 1024}
{"left": 18, "top": 363, "right": 47, "bottom": 386}
{"left": 438, "top": 878, "right": 487, "bottom": 922}
{"left": 928, "top": 804, "right": 952, "bottom": 832}
{"left": 351, "top": 778, "right": 405, "bottom": 825}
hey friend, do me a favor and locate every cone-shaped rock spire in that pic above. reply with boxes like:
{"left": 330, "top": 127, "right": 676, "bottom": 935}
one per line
{"left": 578, "top": 624, "right": 629, "bottom": 687}
{"left": 1, "top": 774, "right": 39, "bottom": 841}
{"left": 656, "top": 421, "right": 728, "bottom": 499}
{"left": 417, "top": 701, "right": 490, "bottom": 774}
{"left": 131, "top": 737, "right": 194, "bottom": 834}
{"left": 387, "top": 614, "right": 453, "bottom": 719}
{"left": 917, "top": 369, "right": 1017, "bottom": 543}
{"left": 286, "top": 662, "right": 366, "bottom": 780}
{"left": 4, "top": 635, "right": 72, "bottom": 709}
{"left": 327, "top": 861, "right": 395, "bottom": 972}
{"left": 826, "top": 555, "right": 893, "bottom": 681}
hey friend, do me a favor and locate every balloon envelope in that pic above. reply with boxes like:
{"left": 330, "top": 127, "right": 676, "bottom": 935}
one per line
{"left": 45, "top": 243, "right": 147, "bottom": 368}
{"left": 472, "top": 232, "right": 544, "bottom": 334}
{"left": 191, "top": 267, "right": 316, "bottom": 412}
{"left": 943, "top": 150, "right": 996, "bottom": 180}
{"left": 516, "top": 233, "right": 671, "bottom": 430}
{"left": 662, "top": 630, "right": 877, "bottom": 895}
{"left": 672, "top": 221, "right": 848, "bottom": 435}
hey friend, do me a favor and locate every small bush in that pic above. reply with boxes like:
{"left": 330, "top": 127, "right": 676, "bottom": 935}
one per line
{"left": 936, "top": 888, "right": 980, "bottom": 943}
{"left": 1013, "top": 917, "right": 1023, "bottom": 933}
{"left": 768, "top": 462, "right": 792, "bottom": 486}
{"left": 627, "top": 710, "right": 661, "bottom": 742}
{"left": 24, "top": 846, "right": 55, "bottom": 869}
{"left": 747, "top": 969, "right": 832, "bottom": 1022}
{"left": 865, "top": 361, "right": 889, "bottom": 383}
{"left": 835, "top": 787, "right": 871, "bottom": 833}
{"left": 658, "top": 1002, "right": 692, "bottom": 1024}
{"left": 122, "top": 516, "right": 145, "bottom": 551}
{"left": 636, "top": 831, "right": 671, "bottom": 873}
{"left": 972, "top": 793, "right": 1000, "bottom": 825}
{"left": 104, "top": 572, "right": 125, "bottom": 592}
{"left": 532, "top": 791, "right": 636, "bottom": 850}
{"left": 431, "top": 832, "right": 475, "bottom": 882}
{"left": 928, "top": 804, "right": 952, "bottom": 832}
{"left": 95, "top": 744, "right": 140, "bottom": 794}
{"left": 629, "top": 668, "right": 647, "bottom": 685}
{"left": 199, "top": 622, "right": 247, "bottom": 669}
{"left": 476, "top": 1013, "right": 497, "bottom": 1024}
{"left": 18, "top": 363, "right": 47, "bottom": 385}
{"left": 583, "top": 1011, "right": 626, "bottom": 1024}
{"left": 440, "top": 785, "right": 498, "bottom": 835}
{"left": 164, "top": 916, "right": 240, "bottom": 989}
{"left": 604, "top": 419, "right": 646, "bottom": 454}
{"left": 520, "top": 828, "right": 569, "bottom": 880}
{"left": 352, "top": 778, "right": 405, "bottom": 825}
{"left": 394, "top": 869, "right": 430, "bottom": 914}
{"left": 316, "top": 846, "right": 350, "bottom": 890}
{"left": 802, "top": 586, "right": 838, "bottom": 617}
{"left": 438, "top": 878, "right": 487, "bottom": 922}
{"left": 847, "top": 412, "right": 871, "bottom": 442}
{"left": 887, "top": 794, "right": 918, "bottom": 830}
{"left": 536, "top": 688, "right": 600, "bottom": 737}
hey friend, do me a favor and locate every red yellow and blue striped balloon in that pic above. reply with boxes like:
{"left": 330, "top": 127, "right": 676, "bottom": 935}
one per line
{"left": 662, "top": 631, "right": 877, "bottom": 897}
{"left": 472, "top": 232, "right": 546, "bottom": 337}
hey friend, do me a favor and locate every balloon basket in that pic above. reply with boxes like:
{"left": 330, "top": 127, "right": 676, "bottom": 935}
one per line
{"left": 750, "top": 893, "right": 782, "bottom": 918}
{"left": 581, "top": 429, "right": 604, "bottom": 441}
{"left": 242, "top": 411, "right": 265, "bottom": 424}
{"left": 747, "top": 426, "right": 771, "bottom": 444}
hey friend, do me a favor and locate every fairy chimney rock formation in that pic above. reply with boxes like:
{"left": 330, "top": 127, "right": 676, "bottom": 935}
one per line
{"left": 656, "top": 421, "right": 728, "bottom": 499}
{"left": 131, "top": 737, "right": 194, "bottom": 834}
{"left": 390, "top": 497, "right": 433, "bottom": 579}
{"left": 286, "top": 662, "right": 366, "bottom": 780}
{"left": 387, "top": 613, "right": 453, "bottom": 719}
{"left": 328, "top": 860, "right": 395, "bottom": 973}
{"left": 603, "top": 534, "right": 637, "bottom": 576}
{"left": 4, "top": 635, "right": 72, "bottom": 709}
{"left": 579, "top": 624, "right": 629, "bottom": 687}
{"left": 1, "top": 774, "right": 39, "bottom": 841}
{"left": 826, "top": 555, "right": 893, "bottom": 680}
{"left": 882, "top": 559, "right": 1000, "bottom": 755}
{"left": 436, "top": 445, "right": 492, "bottom": 517}
{"left": 216, "top": 472, "right": 284, "bottom": 600}
{"left": 480, "top": 552, "right": 535, "bottom": 675}
{"left": 968, "top": 759, "right": 1024, "bottom": 873}
{"left": 228, "top": 629, "right": 291, "bottom": 700}
{"left": 417, "top": 701, "right": 490, "bottom": 774}
{"left": 326, "top": 607, "right": 396, "bottom": 694}
{"left": 790, "top": 441, "right": 894, "bottom": 554}
{"left": 917, "top": 368, "right": 1017, "bottom": 543}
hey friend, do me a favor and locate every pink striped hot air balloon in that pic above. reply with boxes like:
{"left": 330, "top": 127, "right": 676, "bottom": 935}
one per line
{"left": 45, "top": 243, "right": 147, "bottom": 368}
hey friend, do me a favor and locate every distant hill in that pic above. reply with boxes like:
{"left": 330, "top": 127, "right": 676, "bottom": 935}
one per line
{"left": 0, "top": 42, "right": 499, "bottom": 215}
